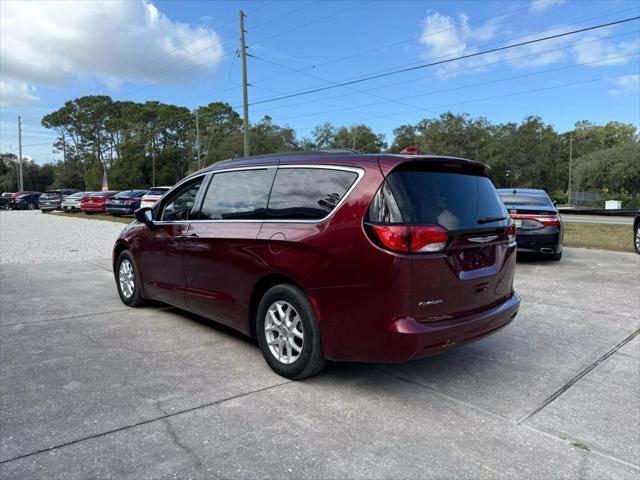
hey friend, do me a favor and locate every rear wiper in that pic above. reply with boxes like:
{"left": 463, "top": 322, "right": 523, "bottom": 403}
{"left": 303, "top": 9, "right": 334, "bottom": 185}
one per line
{"left": 477, "top": 216, "right": 507, "bottom": 224}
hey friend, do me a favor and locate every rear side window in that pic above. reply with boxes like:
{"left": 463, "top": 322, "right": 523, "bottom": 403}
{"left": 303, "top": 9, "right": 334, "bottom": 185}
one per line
{"left": 199, "top": 169, "right": 275, "bottom": 220}
{"left": 267, "top": 168, "right": 358, "bottom": 220}
{"left": 381, "top": 170, "right": 507, "bottom": 231}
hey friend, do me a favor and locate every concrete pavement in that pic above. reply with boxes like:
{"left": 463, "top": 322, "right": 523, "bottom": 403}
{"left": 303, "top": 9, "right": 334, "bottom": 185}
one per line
{"left": 1, "top": 247, "right": 638, "bottom": 479}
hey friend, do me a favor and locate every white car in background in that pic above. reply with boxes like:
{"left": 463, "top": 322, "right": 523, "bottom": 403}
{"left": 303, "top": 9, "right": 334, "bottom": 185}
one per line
{"left": 61, "top": 191, "right": 91, "bottom": 212}
{"left": 140, "top": 186, "right": 171, "bottom": 208}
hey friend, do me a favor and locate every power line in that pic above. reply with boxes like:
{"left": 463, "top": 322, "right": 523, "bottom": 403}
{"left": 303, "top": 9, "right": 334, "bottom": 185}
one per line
{"left": 249, "top": 29, "right": 639, "bottom": 116}
{"left": 251, "top": 5, "right": 639, "bottom": 85}
{"left": 271, "top": 52, "right": 640, "bottom": 123}
{"left": 292, "top": 72, "right": 638, "bottom": 132}
{"left": 251, "top": 0, "right": 566, "bottom": 85}
{"left": 245, "top": 16, "right": 640, "bottom": 107}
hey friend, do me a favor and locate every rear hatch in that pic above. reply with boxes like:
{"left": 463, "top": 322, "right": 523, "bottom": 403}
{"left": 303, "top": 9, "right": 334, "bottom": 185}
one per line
{"left": 367, "top": 159, "right": 516, "bottom": 322}
{"left": 40, "top": 191, "right": 62, "bottom": 204}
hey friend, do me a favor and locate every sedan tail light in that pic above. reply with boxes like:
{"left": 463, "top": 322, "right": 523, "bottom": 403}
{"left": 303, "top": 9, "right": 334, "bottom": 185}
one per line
{"left": 511, "top": 213, "right": 561, "bottom": 227}
{"left": 368, "top": 225, "right": 448, "bottom": 253}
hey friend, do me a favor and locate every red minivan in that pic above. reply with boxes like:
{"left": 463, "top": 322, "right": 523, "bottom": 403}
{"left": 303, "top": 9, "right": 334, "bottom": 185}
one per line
{"left": 113, "top": 151, "right": 520, "bottom": 379}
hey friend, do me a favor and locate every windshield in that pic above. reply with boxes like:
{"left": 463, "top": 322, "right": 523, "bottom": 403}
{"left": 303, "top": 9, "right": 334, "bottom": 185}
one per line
{"left": 499, "top": 193, "right": 553, "bottom": 208}
{"left": 383, "top": 170, "right": 507, "bottom": 230}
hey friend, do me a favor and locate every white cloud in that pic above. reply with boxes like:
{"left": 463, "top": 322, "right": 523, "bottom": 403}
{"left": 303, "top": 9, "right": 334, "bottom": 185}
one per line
{"left": 609, "top": 74, "right": 640, "bottom": 95}
{"left": 0, "top": 79, "right": 40, "bottom": 107}
{"left": 0, "top": 0, "right": 224, "bottom": 107}
{"left": 572, "top": 35, "right": 640, "bottom": 67}
{"left": 419, "top": 12, "right": 501, "bottom": 76}
{"left": 530, "top": 0, "right": 567, "bottom": 13}
{"left": 418, "top": 11, "right": 640, "bottom": 77}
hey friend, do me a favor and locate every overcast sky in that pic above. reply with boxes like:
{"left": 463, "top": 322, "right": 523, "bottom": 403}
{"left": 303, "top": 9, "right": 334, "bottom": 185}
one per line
{"left": 1, "top": 0, "right": 638, "bottom": 163}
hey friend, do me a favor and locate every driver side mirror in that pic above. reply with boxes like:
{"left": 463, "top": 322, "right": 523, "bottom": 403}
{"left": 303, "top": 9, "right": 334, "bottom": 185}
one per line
{"left": 135, "top": 207, "right": 155, "bottom": 229}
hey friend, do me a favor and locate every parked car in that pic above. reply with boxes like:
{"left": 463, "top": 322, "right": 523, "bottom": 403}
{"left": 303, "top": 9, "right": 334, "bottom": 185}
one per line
{"left": 634, "top": 211, "right": 639, "bottom": 254}
{"left": 61, "top": 191, "right": 91, "bottom": 212}
{"left": 0, "top": 192, "right": 14, "bottom": 209}
{"left": 140, "top": 186, "right": 170, "bottom": 208}
{"left": 80, "top": 191, "right": 119, "bottom": 213}
{"left": 113, "top": 151, "right": 520, "bottom": 379}
{"left": 9, "top": 192, "right": 42, "bottom": 210}
{"left": 39, "top": 189, "right": 81, "bottom": 212}
{"left": 11, "top": 191, "right": 40, "bottom": 200}
{"left": 105, "top": 190, "right": 148, "bottom": 216}
{"left": 497, "top": 188, "right": 563, "bottom": 261}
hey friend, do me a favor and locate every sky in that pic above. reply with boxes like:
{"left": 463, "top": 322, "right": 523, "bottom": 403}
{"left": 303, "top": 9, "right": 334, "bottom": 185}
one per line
{"left": 1, "top": 0, "right": 639, "bottom": 164}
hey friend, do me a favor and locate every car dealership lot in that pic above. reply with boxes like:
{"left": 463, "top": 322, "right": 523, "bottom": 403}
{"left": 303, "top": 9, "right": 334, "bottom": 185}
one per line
{"left": 1, "top": 211, "right": 638, "bottom": 479}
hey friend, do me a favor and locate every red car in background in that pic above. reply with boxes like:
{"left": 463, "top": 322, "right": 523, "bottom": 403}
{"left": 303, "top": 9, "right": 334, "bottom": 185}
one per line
{"left": 80, "top": 191, "right": 119, "bottom": 213}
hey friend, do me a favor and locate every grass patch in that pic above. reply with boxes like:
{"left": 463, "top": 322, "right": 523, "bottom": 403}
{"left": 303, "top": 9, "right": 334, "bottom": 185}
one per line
{"left": 49, "top": 211, "right": 133, "bottom": 224}
{"left": 563, "top": 222, "right": 634, "bottom": 253}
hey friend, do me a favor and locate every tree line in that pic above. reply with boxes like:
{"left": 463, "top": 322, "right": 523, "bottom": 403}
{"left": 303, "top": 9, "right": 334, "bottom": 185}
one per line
{"left": 1, "top": 95, "right": 638, "bottom": 206}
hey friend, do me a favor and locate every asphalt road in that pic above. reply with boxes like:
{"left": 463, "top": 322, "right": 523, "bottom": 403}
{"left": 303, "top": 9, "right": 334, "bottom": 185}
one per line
{"left": 1, "top": 212, "right": 639, "bottom": 479}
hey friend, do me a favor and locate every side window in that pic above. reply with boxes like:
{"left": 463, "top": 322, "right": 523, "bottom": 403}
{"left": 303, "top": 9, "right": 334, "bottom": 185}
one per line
{"left": 199, "top": 168, "right": 275, "bottom": 220}
{"left": 160, "top": 179, "right": 203, "bottom": 222}
{"left": 267, "top": 168, "right": 358, "bottom": 220}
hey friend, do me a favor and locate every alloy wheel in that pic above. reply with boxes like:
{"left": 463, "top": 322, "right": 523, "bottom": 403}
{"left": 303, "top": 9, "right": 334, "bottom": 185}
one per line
{"left": 635, "top": 226, "right": 640, "bottom": 253}
{"left": 118, "top": 259, "right": 135, "bottom": 299}
{"left": 264, "top": 300, "right": 304, "bottom": 365}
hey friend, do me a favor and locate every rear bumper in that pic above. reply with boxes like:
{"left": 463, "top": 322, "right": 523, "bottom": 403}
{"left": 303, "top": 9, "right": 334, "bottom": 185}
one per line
{"left": 383, "top": 293, "right": 520, "bottom": 362}
{"left": 106, "top": 206, "right": 136, "bottom": 214}
{"left": 81, "top": 205, "right": 105, "bottom": 212}
{"left": 39, "top": 203, "right": 60, "bottom": 211}
{"left": 325, "top": 293, "right": 520, "bottom": 362}
{"left": 515, "top": 228, "right": 562, "bottom": 254}
{"left": 62, "top": 204, "right": 80, "bottom": 211}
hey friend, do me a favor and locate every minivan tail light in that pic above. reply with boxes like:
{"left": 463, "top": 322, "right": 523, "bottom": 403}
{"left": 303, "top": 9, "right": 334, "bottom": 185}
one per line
{"left": 506, "top": 220, "right": 516, "bottom": 242}
{"left": 369, "top": 225, "right": 448, "bottom": 253}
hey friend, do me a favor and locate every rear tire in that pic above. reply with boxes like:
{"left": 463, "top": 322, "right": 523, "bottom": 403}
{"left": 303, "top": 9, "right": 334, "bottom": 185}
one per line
{"left": 635, "top": 224, "right": 640, "bottom": 255}
{"left": 115, "top": 250, "right": 145, "bottom": 307}
{"left": 256, "top": 284, "right": 326, "bottom": 380}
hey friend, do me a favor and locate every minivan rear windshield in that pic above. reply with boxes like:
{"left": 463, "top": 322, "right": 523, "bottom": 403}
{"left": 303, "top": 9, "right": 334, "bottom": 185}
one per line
{"left": 498, "top": 193, "right": 553, "bottom": 207}
{"left": 384, "top": 170, "right": 507, "bottom": 230}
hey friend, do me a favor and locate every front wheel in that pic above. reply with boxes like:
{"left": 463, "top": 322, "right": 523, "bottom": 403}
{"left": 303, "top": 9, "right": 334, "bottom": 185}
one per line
{"left": 27, "top": 203, "right": 35, "bottom": 210}
{"left": 115, "top": 250, "right": 145, "bottom": 307}
{"left": 256, "top": 284, "right": 326, "bottom": 380}
{"left": 635, "top": 224, "right": 640, "bottom": 254}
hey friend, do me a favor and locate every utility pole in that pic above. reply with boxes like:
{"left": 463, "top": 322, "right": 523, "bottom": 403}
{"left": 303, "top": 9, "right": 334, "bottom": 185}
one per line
{"left": 17, "top": 116, "right": 24, "bottom": 191}
{"left": 239, "top": 10, "right": 250, "bottom": 157}
{"left": 195, "top": 109, "right": 201, "bottom": 170}
{"left": 567, "top": 137, "right": 574, "bottom": 206}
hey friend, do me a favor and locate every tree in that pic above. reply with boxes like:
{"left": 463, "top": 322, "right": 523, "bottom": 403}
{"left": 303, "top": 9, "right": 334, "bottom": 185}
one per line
{"left": 331, "top": 124, "right": 386, "bottom": 152}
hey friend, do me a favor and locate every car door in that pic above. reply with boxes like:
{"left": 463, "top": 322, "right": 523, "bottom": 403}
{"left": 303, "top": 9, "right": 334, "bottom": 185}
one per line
{"left": 136, "top": 177, "right": 205, "bottom": 308}
{"left": 182, "top": 167, "right": 276, "bottom": 327}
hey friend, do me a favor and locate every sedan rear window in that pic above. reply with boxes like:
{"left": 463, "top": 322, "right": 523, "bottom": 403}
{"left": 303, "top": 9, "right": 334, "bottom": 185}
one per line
{"left": 498, "top": 193, "right": 553, "bottom": 208}
{"left": 379, "top": 170, "right": 507, "bottom": 231}
{"left": 147, "top": 188, "right": 169, "bottom": 196}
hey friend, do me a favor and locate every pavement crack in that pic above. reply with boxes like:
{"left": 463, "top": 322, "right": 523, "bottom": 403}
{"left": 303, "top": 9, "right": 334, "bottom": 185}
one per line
{"left": 0, "top": 381, "right": 291, "bottom": 465}
{"left": 517, "top": 328, "right": 640, "bottom": 425}
{"left": 162, "top": 418, "right": 206, "bottom": 474}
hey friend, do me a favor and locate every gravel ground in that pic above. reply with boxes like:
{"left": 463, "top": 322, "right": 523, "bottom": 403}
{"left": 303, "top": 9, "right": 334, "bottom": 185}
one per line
{"left": 0, "top": 210, "right": 126, "bottom": 264}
